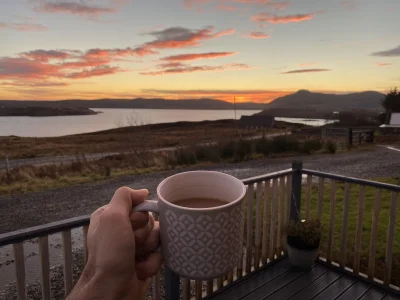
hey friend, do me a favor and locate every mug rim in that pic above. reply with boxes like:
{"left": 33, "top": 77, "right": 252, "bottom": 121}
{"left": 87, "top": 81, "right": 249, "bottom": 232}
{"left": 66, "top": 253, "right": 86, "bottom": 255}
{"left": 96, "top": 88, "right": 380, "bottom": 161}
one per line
{"left": 156, "top": 170, "right": 246, "bottom": 212}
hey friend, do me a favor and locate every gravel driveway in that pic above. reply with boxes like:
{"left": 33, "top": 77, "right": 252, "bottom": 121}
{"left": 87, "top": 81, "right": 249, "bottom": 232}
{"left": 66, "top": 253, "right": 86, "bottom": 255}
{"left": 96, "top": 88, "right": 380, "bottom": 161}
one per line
{"left": 0, "top": 146, "right": 399, "bottom": 234}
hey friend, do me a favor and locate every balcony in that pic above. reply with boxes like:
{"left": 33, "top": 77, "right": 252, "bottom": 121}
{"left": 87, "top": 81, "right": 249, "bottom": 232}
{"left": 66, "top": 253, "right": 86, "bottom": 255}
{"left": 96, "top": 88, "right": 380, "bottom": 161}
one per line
{"left": 0, "top": 161, "right": 399, "bottom": 299}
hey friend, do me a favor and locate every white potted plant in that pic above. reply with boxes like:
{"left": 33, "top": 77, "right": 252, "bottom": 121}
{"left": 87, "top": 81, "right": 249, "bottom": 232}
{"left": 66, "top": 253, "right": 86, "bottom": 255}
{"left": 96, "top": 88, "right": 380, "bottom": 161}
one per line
{"left": 285, "top": 219, "right": 322, "bottom": 269}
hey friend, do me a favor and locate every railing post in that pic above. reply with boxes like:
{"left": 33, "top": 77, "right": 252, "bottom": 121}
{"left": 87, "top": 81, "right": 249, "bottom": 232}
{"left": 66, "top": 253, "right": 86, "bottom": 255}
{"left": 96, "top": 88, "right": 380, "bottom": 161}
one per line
{"left": 290, "top": 161, "right": 302, "bottom": 221}
{"left": 165, "top": 267, "right": 180, "bottom": 300}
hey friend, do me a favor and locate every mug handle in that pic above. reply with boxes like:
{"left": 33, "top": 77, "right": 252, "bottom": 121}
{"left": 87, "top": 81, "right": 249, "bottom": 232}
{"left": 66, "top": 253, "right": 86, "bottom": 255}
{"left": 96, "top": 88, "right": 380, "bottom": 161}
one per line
{"left": 134, "top": 200, "right": 159, "bottom": 213}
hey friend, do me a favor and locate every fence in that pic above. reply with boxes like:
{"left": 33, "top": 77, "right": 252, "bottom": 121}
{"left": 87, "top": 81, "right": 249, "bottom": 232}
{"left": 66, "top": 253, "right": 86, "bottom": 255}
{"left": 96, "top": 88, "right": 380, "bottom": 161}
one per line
{"left": 0, "top": 162, "right": 399, "bottom": 299}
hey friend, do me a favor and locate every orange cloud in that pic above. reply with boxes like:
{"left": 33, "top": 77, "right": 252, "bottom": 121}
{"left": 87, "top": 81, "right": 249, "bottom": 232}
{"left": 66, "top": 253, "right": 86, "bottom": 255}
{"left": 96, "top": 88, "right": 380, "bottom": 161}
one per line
{"left": 376, "top": 63, "right": 393, "bottom": 66}
{"left": 244, "top": 31, "right": 270, "bottom": 39}
{"left": 281, "top": 68, "right": 330, "bottom": 74}
{"left": 1, "top": 81, "right": 69, "bottom": 87}
{"left": 160, "top": 52, "right": 238, "bottom": 61}
{"left": 252, "top": 13, "right": 314, "bottom": 24}
{"left": 0, "top": 22, "right": 47, "bottom": 31}
{"left": 141, "top": 63, "right": 250, "bottom": 76}
{"left": 34, "top": 1, "right": 116, "bottom": 16}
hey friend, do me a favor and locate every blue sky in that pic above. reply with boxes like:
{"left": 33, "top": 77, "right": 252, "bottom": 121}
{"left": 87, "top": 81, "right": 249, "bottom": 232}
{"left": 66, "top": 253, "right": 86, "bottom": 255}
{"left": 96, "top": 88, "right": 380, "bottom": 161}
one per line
{"left": 0, "top": 0, "right": 399, "bottom": 102}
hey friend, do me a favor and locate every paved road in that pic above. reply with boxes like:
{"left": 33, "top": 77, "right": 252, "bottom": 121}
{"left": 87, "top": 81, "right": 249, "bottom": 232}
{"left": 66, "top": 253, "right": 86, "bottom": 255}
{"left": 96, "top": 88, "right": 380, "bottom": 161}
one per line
{"left": 0, "top": 132, "right": 288, "bottom": 170}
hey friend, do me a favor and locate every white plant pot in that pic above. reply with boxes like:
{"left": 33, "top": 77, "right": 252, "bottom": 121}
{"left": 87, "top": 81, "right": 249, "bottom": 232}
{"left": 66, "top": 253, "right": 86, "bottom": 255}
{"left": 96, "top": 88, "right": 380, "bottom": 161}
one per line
{"left": 287, "top": 244, "right": 319, "bottom": 269}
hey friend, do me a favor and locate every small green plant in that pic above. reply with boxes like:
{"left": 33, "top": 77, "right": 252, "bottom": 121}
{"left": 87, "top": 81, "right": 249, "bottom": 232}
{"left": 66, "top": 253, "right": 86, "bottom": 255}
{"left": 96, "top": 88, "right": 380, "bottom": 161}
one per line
{"left": 285, "top": 219, "right": 322, "bottom": 250}
{"left": 325, "top": 141, "right": 337, "bottom": 154}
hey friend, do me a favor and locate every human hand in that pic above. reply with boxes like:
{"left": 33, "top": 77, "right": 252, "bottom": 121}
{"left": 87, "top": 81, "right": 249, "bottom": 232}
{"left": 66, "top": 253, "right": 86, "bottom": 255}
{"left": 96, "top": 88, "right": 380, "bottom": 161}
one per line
{"left": 67, "top": 187, "right": 162, "bottom": 300}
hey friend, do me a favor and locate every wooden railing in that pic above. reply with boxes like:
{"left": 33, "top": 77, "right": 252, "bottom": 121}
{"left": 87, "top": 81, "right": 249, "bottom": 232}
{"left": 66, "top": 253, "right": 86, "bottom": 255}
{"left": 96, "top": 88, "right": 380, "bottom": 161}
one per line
{"left": 0, "top": 162, "right": 399, "bottom": 299}
{"left": 300, "top": 165, "right": 400, "bottom": 293}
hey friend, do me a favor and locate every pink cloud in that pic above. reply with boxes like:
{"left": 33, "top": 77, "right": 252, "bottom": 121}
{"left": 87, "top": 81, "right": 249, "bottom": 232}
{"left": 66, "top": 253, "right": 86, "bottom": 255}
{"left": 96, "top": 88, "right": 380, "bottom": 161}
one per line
{"left": 281, "top": 68, "right": 331, "bottom": 74}
{"left": 0, "top": 22, "right": 47, "bottom": 31}
{"left": 244, "top": 31, "right": 271, "bottom": 39}
{"left": 137, "top": 26, "right": 235, "bottom": 51}
{"left": 34, "top": 1, "right": 116, "bottom": 16}
{"left": 252, "top": 13, "right": 314, "bottom": 24}
{"left": 376, "top": 63, "right": 393, "bottom": 66}
{"left": 65, "top": 66, "right": 122, "bottom": 79}
{"left": 157, "top": 62, "right": 187, "bottom": 69}
{"left": 21, "top": 50, "right": 74, "bottom": 62}
{"left": 161, "top": 52, "right": 238, "bottom": 61}
{"left": 216, "top": 5, "right": 238, "bottom": 11}
{"left": 141, "top": 63, "right": 250, "bottom": 76}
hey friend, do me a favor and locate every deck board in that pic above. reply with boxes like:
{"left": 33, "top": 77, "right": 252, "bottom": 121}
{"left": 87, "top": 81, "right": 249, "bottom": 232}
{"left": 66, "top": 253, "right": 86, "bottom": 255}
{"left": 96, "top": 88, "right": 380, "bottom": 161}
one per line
{"left": 206, "top": 258, "right": 399, "bottom": 300}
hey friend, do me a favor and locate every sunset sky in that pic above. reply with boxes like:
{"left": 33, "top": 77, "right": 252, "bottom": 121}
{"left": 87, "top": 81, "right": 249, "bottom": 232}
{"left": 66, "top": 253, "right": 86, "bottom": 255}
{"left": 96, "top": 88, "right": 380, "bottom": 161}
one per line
{"left": 0, "top": 0, "right": 399, "bottom": 103}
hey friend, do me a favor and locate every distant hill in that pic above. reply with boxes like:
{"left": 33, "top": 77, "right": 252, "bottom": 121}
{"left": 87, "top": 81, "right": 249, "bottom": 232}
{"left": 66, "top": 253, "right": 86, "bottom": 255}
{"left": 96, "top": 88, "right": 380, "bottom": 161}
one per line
{"left": 256, "top": 90, "right": 384, "bottom": 118}
{"left": 0, "top": 98, "right": 267, "bottom": 110}
{"left": 0, "top": 107, "right": 98, "bottom": 117}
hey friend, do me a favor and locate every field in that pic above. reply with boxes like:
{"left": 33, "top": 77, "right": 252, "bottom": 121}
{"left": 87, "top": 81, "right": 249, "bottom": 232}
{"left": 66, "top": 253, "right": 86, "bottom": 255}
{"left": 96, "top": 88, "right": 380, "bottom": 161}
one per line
{"left": 0, "top": 120, "right": 270, "bottom": 159}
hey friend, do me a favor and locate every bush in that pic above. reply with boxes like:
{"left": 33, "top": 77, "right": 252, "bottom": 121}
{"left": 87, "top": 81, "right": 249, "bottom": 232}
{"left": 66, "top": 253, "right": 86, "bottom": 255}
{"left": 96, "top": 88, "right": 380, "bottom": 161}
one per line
{"left": 301, "top": 139, "right": 323, "bottom": 154}
{"left": 255, "top": 134, "right": 271, "bottom": 155}
{"left": 234, "top": 139, "right": 253, "bottom": 161}
{"left": 269, "top": 136, "right": 300, "bottom": 153}
{"left": 220, "top": 140, "right": 235, "bottom": 159}
{"left": 195, "top": 145, "right": 221, "bottom": 163}
{"left": 325, "top": 141, "right": 337, "bottom": 154}
{"left": 174, "top": 146, "right": 197, "bottom": 165}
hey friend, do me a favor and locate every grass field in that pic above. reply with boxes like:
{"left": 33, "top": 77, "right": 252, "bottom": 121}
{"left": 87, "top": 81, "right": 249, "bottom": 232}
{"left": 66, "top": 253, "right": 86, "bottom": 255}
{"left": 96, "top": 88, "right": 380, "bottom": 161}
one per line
{"left": 0, "top": 120, "right": 269, "bottom": 159}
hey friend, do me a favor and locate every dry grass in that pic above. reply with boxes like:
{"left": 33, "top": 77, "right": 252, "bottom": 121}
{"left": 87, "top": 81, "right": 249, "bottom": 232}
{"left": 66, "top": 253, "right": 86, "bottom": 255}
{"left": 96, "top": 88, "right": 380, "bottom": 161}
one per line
{"left": 0, "top": 120, "right": 271, "bottom": 159}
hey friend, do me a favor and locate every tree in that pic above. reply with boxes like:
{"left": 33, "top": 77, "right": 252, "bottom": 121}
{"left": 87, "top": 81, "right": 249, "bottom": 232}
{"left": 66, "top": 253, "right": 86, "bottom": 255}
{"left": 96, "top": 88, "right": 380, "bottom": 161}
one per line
{"left": 381, "top": 87, "right": 400, "bottom": 113}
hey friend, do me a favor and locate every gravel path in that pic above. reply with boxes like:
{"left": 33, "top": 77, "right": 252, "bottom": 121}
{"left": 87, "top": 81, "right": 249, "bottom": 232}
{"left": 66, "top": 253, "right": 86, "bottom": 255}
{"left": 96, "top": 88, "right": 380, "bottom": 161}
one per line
{"left": 0, "top": 146, "right": 399, "bottom": 234}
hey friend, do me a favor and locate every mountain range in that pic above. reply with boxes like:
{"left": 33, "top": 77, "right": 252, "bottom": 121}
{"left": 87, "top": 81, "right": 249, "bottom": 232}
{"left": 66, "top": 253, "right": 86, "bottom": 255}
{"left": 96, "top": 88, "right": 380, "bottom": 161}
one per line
{"left": 0, "top": 90, "right": 384, "bottom": 116}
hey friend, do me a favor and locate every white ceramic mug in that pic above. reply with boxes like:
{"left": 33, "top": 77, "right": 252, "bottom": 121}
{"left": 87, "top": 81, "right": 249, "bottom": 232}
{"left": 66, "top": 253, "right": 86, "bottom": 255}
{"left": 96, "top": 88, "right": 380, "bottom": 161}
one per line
{"left": 135, "top": 170, "right": 246, "bottom": 280}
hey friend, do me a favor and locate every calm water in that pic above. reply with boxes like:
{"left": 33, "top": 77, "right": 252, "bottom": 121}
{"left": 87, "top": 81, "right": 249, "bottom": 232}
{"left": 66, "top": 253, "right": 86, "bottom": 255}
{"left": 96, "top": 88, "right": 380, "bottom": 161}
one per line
{"left": 0, "top": 109, "right": 333, "bottom": 137}
{"left": 0, "top": 109, "right": 260, "bottom": 137}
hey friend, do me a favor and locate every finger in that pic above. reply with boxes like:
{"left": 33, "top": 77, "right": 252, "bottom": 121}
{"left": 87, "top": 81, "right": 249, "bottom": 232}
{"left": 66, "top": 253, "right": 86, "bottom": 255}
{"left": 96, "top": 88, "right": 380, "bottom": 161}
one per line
{"left": 134, "top": 214, "right": 154, "bottom": 245}
{"left": 130, "top": 211, "right": 149, "bottom": 231}
{"left": 135, "top": 252, "right": 163, "bottom": 280}
{"left": 141, "top": 221, "right": 160, "bottom": 253}
{"left": 108, "top": 187, "right": 149, "bottom": 217}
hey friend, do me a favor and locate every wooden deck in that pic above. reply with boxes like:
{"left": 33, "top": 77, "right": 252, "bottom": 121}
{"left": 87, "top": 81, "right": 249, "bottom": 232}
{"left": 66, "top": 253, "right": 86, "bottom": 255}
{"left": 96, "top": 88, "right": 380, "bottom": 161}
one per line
{"left": 206, "top": 258, "right": 399, "bottom": 300}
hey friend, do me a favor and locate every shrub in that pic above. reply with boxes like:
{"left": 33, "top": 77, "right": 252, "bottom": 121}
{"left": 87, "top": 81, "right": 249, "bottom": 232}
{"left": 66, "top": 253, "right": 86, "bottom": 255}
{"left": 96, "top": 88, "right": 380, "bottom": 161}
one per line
{"left": 255, "top": 134, "right": 271, "bottom": 155}
{"left": 301, "top": 139, "right": 323, "bottom": 154}
{"left": 286, "top": 219, "right": 322, "bottom": 250}
{"left": 234, "top": 139, "right": 253, "bottom": 161}
{"left": 220, "top": 140, "right": 235, "bottom": 159}
{"left": 173, "top": 146, "right": 197, "bottom": 165}
{"left": 325, "top": 141, "right": 337, "bottom": 154}
{"left": 269, "top": 136, "right": 299, "bottom": 153}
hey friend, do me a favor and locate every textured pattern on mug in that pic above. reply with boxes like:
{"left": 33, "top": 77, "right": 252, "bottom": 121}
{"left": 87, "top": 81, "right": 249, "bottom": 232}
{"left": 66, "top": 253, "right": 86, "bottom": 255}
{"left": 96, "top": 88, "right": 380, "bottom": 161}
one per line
{"left": 165, "top": 204, "right": 243, "bottom": 278}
